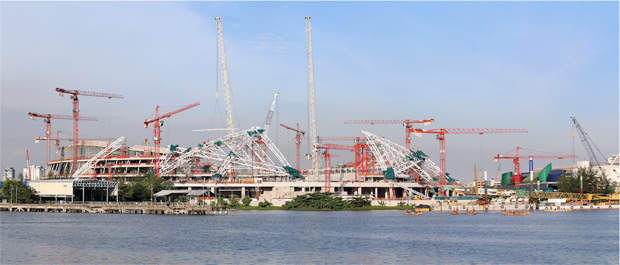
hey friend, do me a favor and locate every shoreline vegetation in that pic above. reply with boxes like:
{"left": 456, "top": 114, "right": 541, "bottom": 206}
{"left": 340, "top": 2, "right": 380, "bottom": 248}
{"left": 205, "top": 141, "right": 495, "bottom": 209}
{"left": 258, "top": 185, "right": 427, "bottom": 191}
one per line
{"left": 218, "top": 192, "right": 419, "bottom": 211}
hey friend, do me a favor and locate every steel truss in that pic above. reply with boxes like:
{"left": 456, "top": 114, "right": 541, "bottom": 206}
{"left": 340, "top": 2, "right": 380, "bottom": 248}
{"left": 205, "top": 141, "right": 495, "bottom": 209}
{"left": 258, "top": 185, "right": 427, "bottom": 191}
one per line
{"left": 169, "top": 127, "right": 292, "bottom": 180}
{"left": 361, "top": 130, "right": 438, "bottom": 182}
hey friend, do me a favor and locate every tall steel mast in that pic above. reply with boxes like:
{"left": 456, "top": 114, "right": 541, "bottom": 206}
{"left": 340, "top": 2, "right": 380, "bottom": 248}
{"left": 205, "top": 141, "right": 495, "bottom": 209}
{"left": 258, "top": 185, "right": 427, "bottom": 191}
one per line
{"left": 216, "top": 17, "right": 235, "bottom": 136}
{"left": 306, "top": 16, "right": 319, "bottom": 181}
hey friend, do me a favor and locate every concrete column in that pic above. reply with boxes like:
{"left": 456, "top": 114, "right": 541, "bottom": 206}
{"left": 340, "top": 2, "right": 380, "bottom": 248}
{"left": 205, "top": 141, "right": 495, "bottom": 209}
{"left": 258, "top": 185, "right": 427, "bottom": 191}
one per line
{"left": 242, "top": 187, "right": 246, "bottom": 198}
{"left": 358, "top": 187, "right": 362, "bottom": 196}
{"left": 375, "top": 188, "right": 378, "bottom": 198}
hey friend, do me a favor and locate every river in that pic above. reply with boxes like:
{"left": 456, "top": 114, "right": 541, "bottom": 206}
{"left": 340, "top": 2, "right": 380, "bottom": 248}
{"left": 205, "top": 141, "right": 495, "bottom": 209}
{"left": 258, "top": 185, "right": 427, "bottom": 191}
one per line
{"left": 1, "top": 209, "right": 618, "bottom": 264}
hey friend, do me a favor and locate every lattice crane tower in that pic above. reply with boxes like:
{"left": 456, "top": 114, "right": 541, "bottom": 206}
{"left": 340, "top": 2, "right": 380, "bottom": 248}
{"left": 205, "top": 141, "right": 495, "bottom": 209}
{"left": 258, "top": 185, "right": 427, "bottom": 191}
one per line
{"left": 215, "top": 17, "right": 235, "bottom": 136}
{"left": 28, "top": 112, "right": 97, "bottom": 167}
{"left": 306, "top": 16, "right": 319, "bottom": 181}
{"left": 55, "top": 88, "right": 123, "bottom": 173}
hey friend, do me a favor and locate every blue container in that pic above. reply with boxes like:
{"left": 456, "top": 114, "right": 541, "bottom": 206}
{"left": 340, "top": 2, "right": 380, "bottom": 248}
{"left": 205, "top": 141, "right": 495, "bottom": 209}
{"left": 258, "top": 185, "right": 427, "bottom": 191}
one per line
{"left": 547, "top": 169, "right": 565, "bottom": 182}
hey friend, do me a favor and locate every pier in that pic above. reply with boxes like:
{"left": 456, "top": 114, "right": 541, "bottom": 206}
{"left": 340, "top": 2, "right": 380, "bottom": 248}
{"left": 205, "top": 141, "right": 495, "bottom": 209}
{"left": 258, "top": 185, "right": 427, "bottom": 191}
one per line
{"left": 0, "top": 203, "right": 227, "bottom": 215}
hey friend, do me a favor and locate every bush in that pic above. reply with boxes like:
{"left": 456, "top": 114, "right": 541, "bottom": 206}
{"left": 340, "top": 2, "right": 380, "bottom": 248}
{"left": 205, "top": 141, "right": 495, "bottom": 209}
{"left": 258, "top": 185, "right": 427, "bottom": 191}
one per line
{"left": 216, "top": 197, "right": 228, "bottom": 207}
{"left": 242, "top": 196, "right": 252, "bottom": 206}
{"left": 349, "top": 196, "right": 371, "bottom": 208}
{"left": 228, "top": 195, "right": 240, "bottom": 208}
{"left": 258, "top": 201, "right": 272, "bottom": 207}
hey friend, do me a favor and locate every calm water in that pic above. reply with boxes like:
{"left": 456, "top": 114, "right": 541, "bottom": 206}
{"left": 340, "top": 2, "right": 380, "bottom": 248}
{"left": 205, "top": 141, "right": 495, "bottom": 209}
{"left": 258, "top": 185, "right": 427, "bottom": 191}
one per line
{"left": 1, "top": 209, "right": 618, "bottom": 264}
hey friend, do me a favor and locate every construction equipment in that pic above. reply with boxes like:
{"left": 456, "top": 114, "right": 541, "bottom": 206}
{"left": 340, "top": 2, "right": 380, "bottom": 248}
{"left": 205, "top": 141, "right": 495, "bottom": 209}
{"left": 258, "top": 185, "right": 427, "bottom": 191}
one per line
{"left": 306, "top": 16, "right": 319, "bottom": 182}
{"left": 493, "top": 146, "right": 577, "bottom": 188}
{"left": 144, "top": 102, "right": 200, "bottom": 177}
{"left": 55, "top": 88, "right": 123, "bottom": 173}
{"left": 280, "top": 123, "right": 305, "bottom": 171}
{"left": 215, "top": 17, "right": 235, "bottom": 136}
{"left": 263, "top": 93, "right": 279, "bottom": 134}
{"left": 409, "top": 127, "right": 528, "bottom": 195}
{"left": 362, "top": 130, "right": 440, "bottom": 183}
{"left": 344, "top": 119, "right": 435, "bottom": 150}
{"left": 72, "top": 136, "right": 126, "bottom": 179}
{"left": 180, "top": 127, "right": 294, "bottom": 181}
{"left": 28, "top": 112, "right": 97, "bottom": 165}
{"left": 571, "top": 116, "right": 618, "bottom": 177}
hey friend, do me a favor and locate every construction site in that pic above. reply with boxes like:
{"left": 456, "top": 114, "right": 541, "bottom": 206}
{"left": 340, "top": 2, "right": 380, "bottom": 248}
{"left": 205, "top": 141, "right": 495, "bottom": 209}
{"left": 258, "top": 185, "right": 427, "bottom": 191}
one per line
{"left": 21, "top": 17, "right": 619, "bottom": 205}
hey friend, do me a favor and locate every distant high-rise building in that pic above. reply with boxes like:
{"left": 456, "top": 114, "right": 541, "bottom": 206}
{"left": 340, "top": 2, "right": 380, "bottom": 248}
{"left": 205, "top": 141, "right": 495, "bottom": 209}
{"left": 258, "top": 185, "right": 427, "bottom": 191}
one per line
{"left": 3, "top": 167, "right": 15, "bottom": 182}
{"left": 23, "top": 165, "right": 46, "bottom": 181}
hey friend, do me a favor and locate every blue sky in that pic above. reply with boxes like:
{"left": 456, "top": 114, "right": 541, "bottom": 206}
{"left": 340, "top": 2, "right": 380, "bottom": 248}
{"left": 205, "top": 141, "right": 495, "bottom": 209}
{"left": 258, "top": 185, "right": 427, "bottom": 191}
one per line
{"left": 1, "top": 1, "right": 618, "bottom": 182}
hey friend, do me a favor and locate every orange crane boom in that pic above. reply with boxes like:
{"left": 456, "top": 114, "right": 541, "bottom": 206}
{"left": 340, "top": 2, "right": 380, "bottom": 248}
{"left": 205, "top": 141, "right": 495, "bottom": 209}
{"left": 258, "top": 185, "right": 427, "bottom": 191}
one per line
{"left": 344, "top": 119, "right": 434, "bottom": 150}
{"left": 55, "top": 88, "right": 123, "bottom": 173}
{"left": 144, "top": 101, "right": 200, "bottom": 177}
{"left": 493, "top": 146, "right": 577, "bottom": 188}
{"left": 28, "top": 112, "right": 97, "bottom": 165}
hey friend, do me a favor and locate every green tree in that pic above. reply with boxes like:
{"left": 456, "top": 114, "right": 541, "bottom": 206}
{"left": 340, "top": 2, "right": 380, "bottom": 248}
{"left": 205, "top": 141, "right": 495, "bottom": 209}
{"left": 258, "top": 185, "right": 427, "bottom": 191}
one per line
{"left": 558, "top": 165, "right": 618, "bottom": 195}
{"left": 1, "top": 179, "right": 37, "bottom": 203}
{"left": 118, "top": 182, "right": 134, "bottom": 202}
{"left": 228, "top": 195, "right": 240, "bottom": 208}
{"left": 242, "top": 196, "right": 252, "bottom": 206}
{"left": 132, "top": 181, "right": 150, "bottom": 202}
{"left": 349, "top": 196, "right": 371, "bottom": 207}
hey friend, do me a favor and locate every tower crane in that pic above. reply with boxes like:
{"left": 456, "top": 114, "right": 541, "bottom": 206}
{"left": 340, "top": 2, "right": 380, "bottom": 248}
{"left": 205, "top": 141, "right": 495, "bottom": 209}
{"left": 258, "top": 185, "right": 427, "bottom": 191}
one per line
{"left": 280, "top": 123, "right": 305, "bottom": 171}
{"left": 263, "top": 92, "right": 279, "bottom": 134}
{"left": 215, "top": 17, "right": 235, "bottom": 136}
{"left": 344, "top": 119, "right": 435, "bottom": 150}
{"left": 493, "top": 146, "right": 577, "bottom": 188}
{"left": 571, "top": 116, "right": 617, "bottom": 177}
{"left": 144, "top": 102, "right": 200, "bottom": 177}
{"left": 306, "top": 16, "right": 319, "bottom": 181}
{"left": 28, "top": 112, "right": 97, "bottom": 166}
{"left": 303, "top": 136, "right": 371, "bottom": 181}
{"left": 55, "top": 88, "right": 123, "bottom": 173}
{"left": 409, "top": 127, "right": 528, "bottom": 194}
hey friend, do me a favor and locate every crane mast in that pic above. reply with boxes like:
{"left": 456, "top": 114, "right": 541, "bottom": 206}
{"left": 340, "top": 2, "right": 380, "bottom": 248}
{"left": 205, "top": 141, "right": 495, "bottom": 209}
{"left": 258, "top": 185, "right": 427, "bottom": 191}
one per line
{"left": 55, "top": 88, "right": 123, "bottom": 173}
{"left": 280, "top": 123, "right": 305, "bottom": 171}
{"left": 28, "top": 112, "right": 97, "bottom": 166}
{"left": 263, "top": 92, "right": 279, "bottom": 134}
{"left": 215, "top": 17, "right": 235, "bottom": 136}
{"left": 306, "top": 16, "right": 319, "bottom": 181}
{"left": 144, "top": 101, "right": 200, "bottom": 177}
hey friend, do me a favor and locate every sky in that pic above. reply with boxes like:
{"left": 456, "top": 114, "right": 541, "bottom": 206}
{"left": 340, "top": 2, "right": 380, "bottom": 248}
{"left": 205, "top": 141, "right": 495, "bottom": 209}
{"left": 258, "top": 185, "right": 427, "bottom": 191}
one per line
{"left": 1, "top": 1, "right": 618, "bottom": 183}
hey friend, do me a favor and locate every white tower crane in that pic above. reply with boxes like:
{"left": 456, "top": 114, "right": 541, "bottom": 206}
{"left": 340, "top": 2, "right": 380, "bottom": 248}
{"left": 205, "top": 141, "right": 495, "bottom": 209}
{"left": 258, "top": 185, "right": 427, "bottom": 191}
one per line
{"left": 306, "top": 16, "right": 320, "bottom": 182}
{"left": 215, "top": 17, "right": 235, "bottom": 136}
{"left": 263, "top": 92, "right": 279, "bottom": 134}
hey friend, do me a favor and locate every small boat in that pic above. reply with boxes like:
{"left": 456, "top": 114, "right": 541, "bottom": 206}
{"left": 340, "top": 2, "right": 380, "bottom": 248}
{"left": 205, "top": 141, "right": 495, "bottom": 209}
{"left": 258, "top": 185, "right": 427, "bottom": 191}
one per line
{"left": 451, "top": 210, "right": 460, "bottom": 215}
{"left": 501, "top": 211, "right": 531, "bottom": 216}
{"left": 544, "top": 208, "right": 572, "bottom": 212}
{"left": 405, "top": 211, "right": 423, "bottom": 215}
{"left": 465, "top": 208, "right": 477, "bottom": 215}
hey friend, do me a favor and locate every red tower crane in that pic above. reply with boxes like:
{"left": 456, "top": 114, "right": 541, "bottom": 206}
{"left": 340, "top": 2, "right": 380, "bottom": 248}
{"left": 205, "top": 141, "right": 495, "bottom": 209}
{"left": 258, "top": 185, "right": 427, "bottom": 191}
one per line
{"left": 144, "top": 102, "right": 200, "bottom": 177}
{"left": 55, "top": 88, "right": 123, "bottom": 173}
{"left": 302, "top": 137, "right": 372, "bottom": 182}
{"left": 493, "top": 146, "right": 577, "bottom": 188}
{"left": 28, "top": 112, "right": 97, "bottom": 166}
{"left": 280, "top": 124, "right": 306, "bottom": 171}
{"left": 344, "top": 119, "right": 435, "bottom": 150}
{"left": 409, "top": 128, "right": 528, "bottom": 194}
